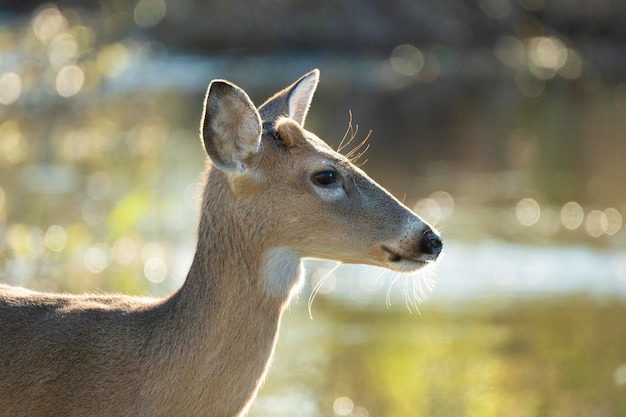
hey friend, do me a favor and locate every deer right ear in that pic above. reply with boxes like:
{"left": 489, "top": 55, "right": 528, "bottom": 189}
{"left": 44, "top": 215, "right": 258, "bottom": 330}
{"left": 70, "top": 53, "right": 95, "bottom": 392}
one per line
{"left": 258, "top": 69, "right": 319, "bottom": 126}
{"left": 201, "top": 80, "right": 262, "bottom": 172}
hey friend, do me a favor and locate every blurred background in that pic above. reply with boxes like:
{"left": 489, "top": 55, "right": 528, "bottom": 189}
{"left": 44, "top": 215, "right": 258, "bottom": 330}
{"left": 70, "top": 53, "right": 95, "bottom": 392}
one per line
{"left": 1, "top": 0, "right": 626, "bottom": 416}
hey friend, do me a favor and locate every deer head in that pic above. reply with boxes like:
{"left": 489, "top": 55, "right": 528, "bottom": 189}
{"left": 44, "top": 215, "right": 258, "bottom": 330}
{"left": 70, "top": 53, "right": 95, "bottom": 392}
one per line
{"left": 200, "top": 69, "right": 442, "bottom": 297}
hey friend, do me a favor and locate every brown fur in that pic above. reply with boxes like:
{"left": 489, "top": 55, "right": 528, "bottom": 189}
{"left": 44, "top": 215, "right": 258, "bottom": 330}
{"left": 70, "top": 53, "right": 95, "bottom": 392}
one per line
{"left": 0, "top": 70, "right": 441, "bottom": 417}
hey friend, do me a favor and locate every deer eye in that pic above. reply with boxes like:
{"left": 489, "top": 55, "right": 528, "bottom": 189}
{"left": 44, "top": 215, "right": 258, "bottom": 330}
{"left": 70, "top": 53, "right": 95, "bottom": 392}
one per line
{"left": 312, "top": 170, "right": 340, "bottom": 187}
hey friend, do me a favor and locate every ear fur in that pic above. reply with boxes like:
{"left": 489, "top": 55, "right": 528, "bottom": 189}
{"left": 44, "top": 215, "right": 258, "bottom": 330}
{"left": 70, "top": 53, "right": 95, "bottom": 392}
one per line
{"left": 201, "top": 80, "right": 262, "bottom": 172}
{"left": 258, "top": 69, "right": 319, "bottom": 126}
{"left": 274, "top": 117, "right": 305, "bottom": 147}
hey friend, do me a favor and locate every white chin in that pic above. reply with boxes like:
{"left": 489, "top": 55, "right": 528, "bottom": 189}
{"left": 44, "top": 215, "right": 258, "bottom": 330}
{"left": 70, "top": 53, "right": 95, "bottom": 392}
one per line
{"left": 386, "top": 259, "right": 429, "bottom": 273}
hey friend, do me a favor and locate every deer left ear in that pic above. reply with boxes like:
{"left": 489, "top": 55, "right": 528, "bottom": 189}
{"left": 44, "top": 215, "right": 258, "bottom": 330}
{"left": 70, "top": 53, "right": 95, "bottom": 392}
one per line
{"left": 201, "top": 80, "right": 262, "bottom": 172}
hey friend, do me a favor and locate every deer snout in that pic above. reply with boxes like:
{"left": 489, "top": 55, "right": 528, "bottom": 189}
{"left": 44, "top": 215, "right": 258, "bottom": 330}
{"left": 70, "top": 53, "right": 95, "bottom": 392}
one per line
{"left": 380, "top": 224, "right": 443, "bottom": 273}
{"left": 419, "top": 228, "right": 443, "bottom": 261}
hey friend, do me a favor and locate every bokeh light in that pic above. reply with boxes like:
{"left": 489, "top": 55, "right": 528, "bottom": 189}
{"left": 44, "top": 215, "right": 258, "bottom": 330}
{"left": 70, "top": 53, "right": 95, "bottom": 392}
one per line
{"left": 604, "top": 208, "right": 622, "bottom": 235}
{"left": 45, "top": 225, "right": 67, "bottom": 252}
{"left": 0, "top": 72, "right": 22, "bottom": 105}
{"left": 414, "top": 198, "right": 441, "bottom": 225}
{"left": 32, "top": 6, "right": 66, "bottom": 44}
{"left": 134, "top": 0, "right": 167, "bottom": 28}
{"left": 430, "top": 190, "right": 455, "bottom": 219}
{"left": 56, "top": 64, "right": 84, "bottom": 97}
{"left": 333, "top": 397, "right": 354, "bottom": 416}
{"left": 390, "top": 44, "right": 424, "bottom": 76}
{"left": 515, "top": 198, "right": 541, "bottom": 226}
{"left": 84, "top": 244, "right": 110, "bottom": 274}
{"left": 144, "top": 257, "right": 168, "bottom": 283}
{"left": 560, "top": 201, "right": 584, "bottom": 230}
{"left": 614, "top": 363, "right": 626, "bottom": 386}
{"left": 585, "top": 209, "right": 607, "bottom": 238}
{"left": 414, "top": 191, "right": 455, "bottom": 226}
{"left": 527, "top": 36, "right": 568, "bottom": 80}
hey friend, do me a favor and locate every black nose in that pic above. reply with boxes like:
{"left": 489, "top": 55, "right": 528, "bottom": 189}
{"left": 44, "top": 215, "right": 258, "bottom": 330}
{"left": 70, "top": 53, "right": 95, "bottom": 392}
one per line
{"left": 420, "top": 229, "right": 443, "bottom": 259}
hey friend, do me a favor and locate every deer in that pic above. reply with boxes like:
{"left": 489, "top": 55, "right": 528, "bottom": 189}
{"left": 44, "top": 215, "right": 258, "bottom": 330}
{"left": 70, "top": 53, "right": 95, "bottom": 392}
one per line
{"left": 0, "top": 69, "right": 442, "bottom": 417}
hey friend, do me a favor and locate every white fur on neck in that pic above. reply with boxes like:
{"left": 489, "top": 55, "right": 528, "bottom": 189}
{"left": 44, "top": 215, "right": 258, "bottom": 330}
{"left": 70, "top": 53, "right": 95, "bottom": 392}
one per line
{"left": 261, "top": 248, "right": 304, "bottom": 300}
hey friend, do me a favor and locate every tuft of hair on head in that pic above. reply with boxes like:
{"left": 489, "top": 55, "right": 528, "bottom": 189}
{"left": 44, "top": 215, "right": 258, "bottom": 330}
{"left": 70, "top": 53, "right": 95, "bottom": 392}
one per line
{"left": 274, "top": 116, "right": 305, "bottom": 148}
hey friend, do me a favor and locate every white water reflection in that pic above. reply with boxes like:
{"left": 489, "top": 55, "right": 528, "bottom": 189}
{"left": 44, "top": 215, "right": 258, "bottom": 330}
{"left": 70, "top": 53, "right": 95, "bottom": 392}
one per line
{"left": 306, "top": 240, "right": 626, "bottom": 307}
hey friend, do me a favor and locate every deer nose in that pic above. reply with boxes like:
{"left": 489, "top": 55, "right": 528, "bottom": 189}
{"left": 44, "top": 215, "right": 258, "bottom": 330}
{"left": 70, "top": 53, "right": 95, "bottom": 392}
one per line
{"left": 419, "top": 228, "right": 443, "bottom": 260}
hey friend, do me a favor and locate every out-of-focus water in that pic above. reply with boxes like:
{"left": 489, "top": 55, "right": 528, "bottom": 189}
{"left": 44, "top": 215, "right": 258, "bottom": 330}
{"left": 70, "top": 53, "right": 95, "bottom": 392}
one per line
{"left": 250, "top": 285, "right": 626, "bottom": 417}
{"left": 306, "top": 241, "right": 626, "bottom": 308}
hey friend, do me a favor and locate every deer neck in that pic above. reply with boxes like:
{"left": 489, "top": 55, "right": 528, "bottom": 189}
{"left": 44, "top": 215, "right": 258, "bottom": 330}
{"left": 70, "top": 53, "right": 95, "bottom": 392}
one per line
{"left": 185, "top": 169, "right": 304, "bottom": 306}
{"left": 150, "top": 170, "right": 303, "bottom": 415}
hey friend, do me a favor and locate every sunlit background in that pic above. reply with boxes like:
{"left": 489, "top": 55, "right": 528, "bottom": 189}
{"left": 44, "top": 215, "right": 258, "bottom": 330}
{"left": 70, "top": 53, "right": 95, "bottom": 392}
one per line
{"left": 1, "top": 1, "right": 625, "bottom": 416}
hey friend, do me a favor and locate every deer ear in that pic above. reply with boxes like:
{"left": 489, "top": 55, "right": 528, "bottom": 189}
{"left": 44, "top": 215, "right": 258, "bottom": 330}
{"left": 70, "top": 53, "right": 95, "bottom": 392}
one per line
{"left": 258, "top": 69, "right": 319, "bottom": 126}
{"left": 201, "top": 80, "right": 262, "bottom": 172}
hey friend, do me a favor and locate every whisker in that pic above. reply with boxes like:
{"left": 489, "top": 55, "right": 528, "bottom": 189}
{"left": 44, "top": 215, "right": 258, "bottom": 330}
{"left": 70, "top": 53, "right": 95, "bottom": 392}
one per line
{"left": 350, "top": 124, "right": 360, "bottom": 146}
{"left": 348, "top": 143, "right": 370, "bottom": 161}
{"left": 410, "top": 276, "right": 424, "bottom": 315}
{"left": 402, "top": 278, "right": 415, "bottom": 314}
{"left": 349, "top": 145, "right": 371, "bottom": 167}
{"left": 337, "top": 111, "right": 355, "bottom": 153}
{"left": 394, "top": 265, "right": 439, "bottom": 314}
{"left": 336, "top": 110, "right": 373, "bottom": 167}
{"left": 386, "top": 271, "right": 401, "bottom": 309}
{"left": 344, "top": 130, "right": 372, "bottom": 162}
{"left": 307, "top": 263, "right": 342, "bottom": 320}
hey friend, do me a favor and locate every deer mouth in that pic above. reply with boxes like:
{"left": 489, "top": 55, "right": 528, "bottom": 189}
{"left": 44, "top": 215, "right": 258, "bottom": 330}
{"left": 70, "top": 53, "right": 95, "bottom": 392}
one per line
{"left": 381, "top": 246, "right": 430, "bottom": 273}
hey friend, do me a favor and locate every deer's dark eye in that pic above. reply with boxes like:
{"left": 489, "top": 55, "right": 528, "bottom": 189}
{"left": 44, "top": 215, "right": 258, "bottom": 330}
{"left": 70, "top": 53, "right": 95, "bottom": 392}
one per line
{"left": 312, "top": 170, "right": 339, "bottom": 187}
